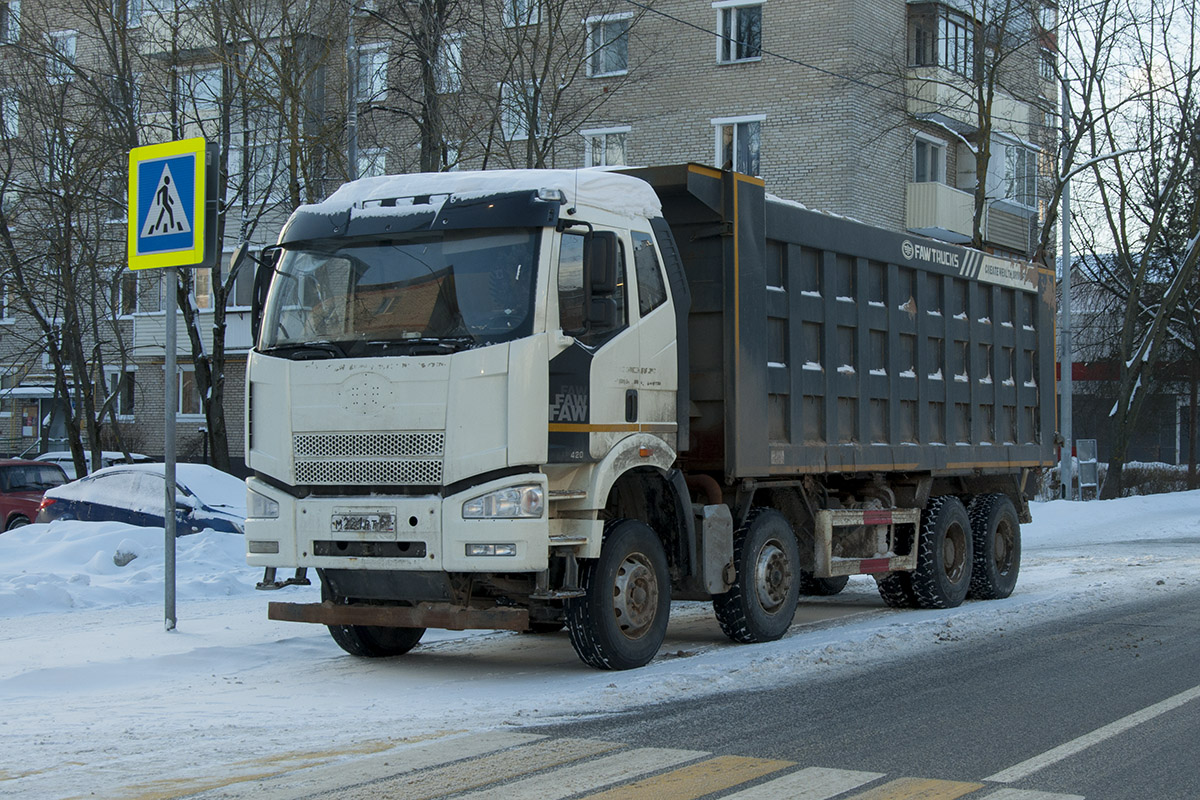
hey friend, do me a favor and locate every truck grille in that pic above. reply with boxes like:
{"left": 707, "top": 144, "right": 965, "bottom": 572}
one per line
{"left": 293, "top": 432, "right": 444, "bottom": 486}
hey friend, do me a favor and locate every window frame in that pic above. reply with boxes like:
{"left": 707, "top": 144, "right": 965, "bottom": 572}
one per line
{"left": 500, "top": 80, "right": 541, "bottom": 141}
{"left": 585, "top": 13, "right": 631, "bottom": 78}
{"left": 356, "top": 42, "right": 389, "bottom": 103}
{"left": 176, "top": 366, "right": 203, "bottom": 419}
{"left": 435, "top": 31, "right": 464, "bottom": 94}
{"left": 712, "top": 114, "right": 764, "bottom": 176}
{"left": 714, "top": 1, "right": 763, "bottom": 64}
{"left": 908, "top": 4, "right": 977, "bottom": 80}
{"left": 913, "top": 133, "right": 947, "bottom": 184}
{"left": 581, "top": 126, "right": 630, "bottom": 167}
{"left": 47, "top": 29, "right": 77, "bottom": 85}
{"left": 1, "top": 1, "right": 20, "bottom": 45}
{"left": 502, "top": 0, "right": 540, "bottom": 28}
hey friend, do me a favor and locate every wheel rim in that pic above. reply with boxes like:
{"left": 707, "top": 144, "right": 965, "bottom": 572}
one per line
{"left": 943, "top": 524, "right": 967, "bottom": 582}
{"left": 994, "top": 519, "right": 1015, "bottom": 573}
{"left": 612, "top": 552, "right": 658, "bottom": 639}
{"left": 754, "top": 540, "right": 793, "bottom": 612}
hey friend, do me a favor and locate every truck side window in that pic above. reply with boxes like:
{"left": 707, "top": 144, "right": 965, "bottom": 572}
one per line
{"left": 632, "top": 232, "right": 667, "bottom": 316}
{"left": 558, "top": 231, "right": 628, "bottom": 346}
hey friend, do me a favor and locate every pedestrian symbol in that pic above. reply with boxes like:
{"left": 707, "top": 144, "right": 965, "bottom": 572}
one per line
{"left": 127, "top": 137, "right": 211, "bottom": 271}
{"left": 140, "top": 164, "right": 192, "bottom": 238}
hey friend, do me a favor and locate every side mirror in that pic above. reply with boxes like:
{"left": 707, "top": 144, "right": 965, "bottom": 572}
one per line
{"left": 584, "top": 231, "right": 619, "bottom": 295}
{"left": 250, "top": 247, "right": 280, "bottom": 345}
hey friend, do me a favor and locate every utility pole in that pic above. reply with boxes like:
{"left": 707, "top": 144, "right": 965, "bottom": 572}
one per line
{"left": 1059, "top": 74, "right": 1075, "bottom": 500}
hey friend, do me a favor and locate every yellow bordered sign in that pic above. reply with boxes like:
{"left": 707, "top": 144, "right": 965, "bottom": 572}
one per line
{"left": 127, "top": 137, "right": 208, "bottom": 270}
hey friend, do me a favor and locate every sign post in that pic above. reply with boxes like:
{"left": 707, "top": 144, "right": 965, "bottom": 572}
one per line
{"left": 127, "top": 137, "right": 217, "bottom": 631}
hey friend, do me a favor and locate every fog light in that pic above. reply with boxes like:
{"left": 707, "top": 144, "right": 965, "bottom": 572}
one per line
{"left": 248, "top": 540, "right": 280, "bottom": 554}
{"left": 465, "top": 543, "right": 517, "bottom": 557}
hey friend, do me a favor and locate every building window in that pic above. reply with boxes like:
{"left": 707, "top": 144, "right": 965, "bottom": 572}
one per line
{"left": 137, "top": 270, "right": 163, "bottom": 313}
{"left": 1, "top": 1, "right": 20, "bottom": 45}
{"left": 229, "top": 254, "right": 256, "bottom": 308}
{"left": 119, "top": 270, "right": 137, "bottom": 316}
{"left": 501, "top": 81, "right": 541, "bottom": 141}
{"left": 178, "top": 368, "right": 202, "bottom": 417}
{"left": 115, "top": 0, "right": 142, "bottom": 27}
{"left": 47, "top": 30, "right": 77, "bottom": 84}
{"left": 716, "top": 2, "right": 762, "bottom": 64}
{"left": 713, "top": 115, "right": 763, "bottom": 176}
{"left": 435, "top": 32, "right": 463, "bottom": 94}
{"left": 193, "top": 268, "right": 213, "bottom": 310}
{"left": 179, "top": 65, "right": 222, "bottom": 116}
{"left": 909, "top": 4, "right": 976, "bottom": 79}
{"left": 356, "top": 43, "right": 388, "bottom": 103}
{"left": 1, "top": 93, "right": 16, "bottom": 139}
{"left": 1003, "top": 144, "right": 1038, "bottom": 208}
{"left": 0, "top": 282, "right": 10, "bottom": 321}
{"left": 104, "top": 370, "right": 135, "bottom": 417}
{"left": 357, "top": 147, "right": 387, "bottom": 178}
{"left": 587, "top": 14, "right": 630, "bottom": 77}
{"left": 582, "top": 127, "right": 629, "bottom": 167}
{"left": 914, "top": 136, "right": 945, "bottom": 183}
{"left": 1039, "top": 48, "right": 1056, "bottom": 81}
{"left": 502, "top": 0, "right": 539, "bottom": 27}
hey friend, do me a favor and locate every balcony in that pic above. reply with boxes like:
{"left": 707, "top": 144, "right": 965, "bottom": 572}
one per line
{"left": 907, "top": 182, "right": 1034, "bottom": 254}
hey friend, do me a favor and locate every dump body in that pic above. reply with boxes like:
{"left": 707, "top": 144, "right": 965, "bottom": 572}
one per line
{"left": 627, "top": 164, "right": 1056, "bottom": 482}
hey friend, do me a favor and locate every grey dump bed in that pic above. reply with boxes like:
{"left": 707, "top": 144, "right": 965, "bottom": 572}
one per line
{"left": 627, "top": 164, "right": 1057, "bottom": 482}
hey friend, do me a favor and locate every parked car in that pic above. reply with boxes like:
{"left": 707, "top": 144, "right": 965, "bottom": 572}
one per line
{"left": 35, "top": 463, "right": 246, "bottom": 535}
{"left": 34, "top": 450, "right": 155, "bottom": 481}
{"left": 0, "top": 459, "right": 69, "bottom": 531}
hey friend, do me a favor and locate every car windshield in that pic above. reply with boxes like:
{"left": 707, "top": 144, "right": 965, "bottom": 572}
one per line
{"left": 260, "top": 228, "right": 540, "bottom": 356}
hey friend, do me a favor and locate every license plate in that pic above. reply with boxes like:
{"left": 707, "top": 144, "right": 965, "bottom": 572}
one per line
{"left": 331, "top": 510, "right": 396, "bottom": 533}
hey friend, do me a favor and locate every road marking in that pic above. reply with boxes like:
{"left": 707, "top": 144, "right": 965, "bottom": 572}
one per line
{"left": 352, "top": 737, "right": 623, "bottom": 800}
{"left": 983, "top": 790, "right": 1085, "bottom": 800}
{"left": 454, "top": 746, "right": 708, "bottom": 800}
{"left": 985, "top": 682, "right": 1200, "bottom": 783}
{"left": 574, "top": 755, "right": 794, "bottom": 800}
{"left": 722, "top": 766, "right": 885, "bottom": 799}
{"left": 846, "top": 776, "right": 985, "bottom": 799}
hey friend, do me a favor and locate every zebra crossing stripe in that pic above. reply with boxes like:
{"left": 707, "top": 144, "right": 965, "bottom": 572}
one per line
{"left": 844, "top": 776, "right": 984, "bottom": 799}
{"left": 722, "top": 766, "right": 885, "bottom": 799}
{"left": 453, "top": 746, "right": 709, "bottom": 800}
{"left": 983, "top": 789, "right": 1086, "bottom": 800}
{"left": 340, "top": 737, "right": 623, "bottom": 800}
{"left": 574, "top": 755, "right": 794, "bottom": 800}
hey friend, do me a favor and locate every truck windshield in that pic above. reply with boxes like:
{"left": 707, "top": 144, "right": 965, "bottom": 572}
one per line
{"left": 259, "top": 228, "right": 539, "bottom": 355}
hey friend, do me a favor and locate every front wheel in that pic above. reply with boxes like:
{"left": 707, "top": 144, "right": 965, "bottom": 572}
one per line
{"left": 566, "top": 519, "right": 671, "bottom": 670}
{"left": 713, "top": 509, "right": 801, "bottom": 643}
{"left": 320, "top": 578, "right": 425, "bottom": 658}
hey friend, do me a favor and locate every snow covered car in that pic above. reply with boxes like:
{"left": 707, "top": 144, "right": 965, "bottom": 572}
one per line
{"left": 34, "top": 450, "right": 155, "bottom": 480}
{"left": 34, "top": 463, "right": 246, "bottom": 535}
{"left": 0, "top": 459, "right": 69, "bottom": 531}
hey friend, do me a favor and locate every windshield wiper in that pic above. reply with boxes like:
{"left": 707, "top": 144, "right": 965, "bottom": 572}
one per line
{"left": 368, "top": 337, "right": 475, "bottom": 355}
{"left": 263, "top": 342, "right": 346, "bottom": 360}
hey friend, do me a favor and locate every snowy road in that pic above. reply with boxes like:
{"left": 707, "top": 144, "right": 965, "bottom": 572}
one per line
{"left": 1, "top": 494, "right": 1199, "bottom": 799}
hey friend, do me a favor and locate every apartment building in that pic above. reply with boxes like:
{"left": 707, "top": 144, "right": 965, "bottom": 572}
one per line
{"left": 0, "top": 0, "right": 1057, "bottom": 467}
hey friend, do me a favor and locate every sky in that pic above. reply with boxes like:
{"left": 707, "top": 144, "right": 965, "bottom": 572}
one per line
{"left": 1, "top": 490, "right": 1198, "bottom": 799}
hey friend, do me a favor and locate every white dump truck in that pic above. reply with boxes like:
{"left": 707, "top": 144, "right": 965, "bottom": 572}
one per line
{"left": 245, "top": 164, "right": 1055, "bottom": 669}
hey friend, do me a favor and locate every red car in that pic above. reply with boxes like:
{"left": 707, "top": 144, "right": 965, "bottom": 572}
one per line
{"left": 0, "top": 459, "right": 69, "bottom": 531}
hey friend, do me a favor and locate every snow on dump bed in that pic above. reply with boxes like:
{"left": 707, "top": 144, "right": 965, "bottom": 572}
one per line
{"left": 308, "top": 168, "right": 664, "bottom": 220}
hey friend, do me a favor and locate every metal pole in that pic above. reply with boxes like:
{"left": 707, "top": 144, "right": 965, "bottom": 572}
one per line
{"left": 164, "top": 265, "right": 178, "bottom": 630}
{"left": 1059, "top": 75, "right": 1075, "bottom": 500}
{"left": 347, "top": 4, "right": 358, "bottom": 181}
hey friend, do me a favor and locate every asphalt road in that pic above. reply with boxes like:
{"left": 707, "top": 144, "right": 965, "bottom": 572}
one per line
{"left": 529, "top": 586, "right": 1200, "bottom": 799}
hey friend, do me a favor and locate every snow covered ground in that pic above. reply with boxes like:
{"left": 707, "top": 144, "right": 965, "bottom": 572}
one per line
{"left": 2, "top": 492, "right": 1199, "bottom": 799}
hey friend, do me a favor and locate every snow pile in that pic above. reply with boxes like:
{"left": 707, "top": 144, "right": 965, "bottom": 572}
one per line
{"left": 0, "top": 522, "right": 251, "bottom": 616}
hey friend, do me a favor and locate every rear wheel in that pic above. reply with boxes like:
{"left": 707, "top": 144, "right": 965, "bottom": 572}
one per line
{"left": 875, "top": 571, "right": 918, "bottom": 608}
{"left": 6, "top": 515, "right": 30, "bottom": 531}
{"left": 320, "top": 578, "right": 425, "bottom": 658}
{"left": 968, "top": 494, "right": 1021, "bottom": 599}
{"left": 910, "top": 496, "right": 973, "bottom": 609}
{"left": 566, "top": 519, "right": 671, "bottom": 670}
{"left": 713, "top": 509, "right": 801, "bottom": 643}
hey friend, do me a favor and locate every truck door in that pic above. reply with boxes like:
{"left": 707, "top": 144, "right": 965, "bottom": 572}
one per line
{"left": 548, "top": 230, "right": 640, "bottom": 463}
{"left": 629, "top": 231, "right": 678, "bottom": 452}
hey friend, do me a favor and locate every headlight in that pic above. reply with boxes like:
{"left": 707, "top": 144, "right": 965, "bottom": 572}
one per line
{"left": 247, "top": 488, "right": 280, "bottom": 519}
{"left": 462, "top": 485, "right": 544, "bottom": 519}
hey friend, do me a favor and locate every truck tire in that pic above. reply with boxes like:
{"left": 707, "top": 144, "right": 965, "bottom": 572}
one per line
{"left": 910, "top": 496, "right": 973, "bottom": 609}
{"left": 713, "top": 509, "right": 801, "bottom": 643}
{"left": 875, "top": 571, "right": 918, "bottom": 608}
{"left": 566, "top": 519, "right": 671, "bottom": 670}
{"left": 967, "top": 493, "right": 1021, "bottom": 599}
{"left": 799, "top": 572, "right": 849, "bottom": 596}
{"left": 320, "top": 579, "right": 425, "bottom": 658}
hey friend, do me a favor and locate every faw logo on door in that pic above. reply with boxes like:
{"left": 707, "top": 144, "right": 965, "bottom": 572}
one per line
{"left": 550, "top": 386, "right": 589, "bottom": 423}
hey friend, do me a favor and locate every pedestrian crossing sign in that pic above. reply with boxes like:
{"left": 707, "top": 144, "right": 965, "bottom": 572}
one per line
{"left": 127, "top": 137, "right": 211, "bottom": 270}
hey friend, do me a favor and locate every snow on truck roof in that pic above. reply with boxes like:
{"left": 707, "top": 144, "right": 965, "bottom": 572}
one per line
{"left": 308, "top": 168, "right": 664, "bottom": 221}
